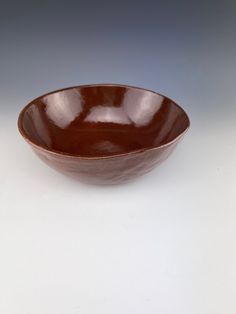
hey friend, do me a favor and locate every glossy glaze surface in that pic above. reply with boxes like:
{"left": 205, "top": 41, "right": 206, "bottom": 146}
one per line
{"left": 18, "top": 84, "right": 190, "bottom": 184}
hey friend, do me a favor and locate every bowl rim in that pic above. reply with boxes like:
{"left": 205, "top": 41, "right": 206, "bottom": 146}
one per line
{"left": 17, "top": 83, "right": 190, "bottom": 160}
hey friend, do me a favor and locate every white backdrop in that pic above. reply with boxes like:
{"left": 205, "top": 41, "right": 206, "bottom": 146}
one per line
{"left": 0, "top": 0, "right": 236, "bottom": 313}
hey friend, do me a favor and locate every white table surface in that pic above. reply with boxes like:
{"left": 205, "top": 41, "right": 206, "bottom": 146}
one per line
{"left": 0, "top": 97, "right": 235, "bottom": 314}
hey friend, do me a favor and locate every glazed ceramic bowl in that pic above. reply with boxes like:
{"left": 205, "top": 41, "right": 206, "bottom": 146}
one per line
{"left": 18, "top": 84, "right": 190, "bottom": 184}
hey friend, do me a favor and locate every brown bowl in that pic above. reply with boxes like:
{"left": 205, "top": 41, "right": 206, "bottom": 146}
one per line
{"left": 18, "top": 84, "right": 190, "bottom": 184}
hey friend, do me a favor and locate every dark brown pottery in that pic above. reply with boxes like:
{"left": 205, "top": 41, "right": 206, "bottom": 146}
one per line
{"left": 18, "top": 84, "right": 190, "bottom": 184}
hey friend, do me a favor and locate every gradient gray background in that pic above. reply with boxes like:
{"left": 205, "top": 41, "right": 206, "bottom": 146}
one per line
{"left": 0, "top": 1, "right": 235, "bottom": 314}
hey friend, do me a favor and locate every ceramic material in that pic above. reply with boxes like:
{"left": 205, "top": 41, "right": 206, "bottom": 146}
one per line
{"left": 18, "top": 84, "right": 190, "bottom": 184}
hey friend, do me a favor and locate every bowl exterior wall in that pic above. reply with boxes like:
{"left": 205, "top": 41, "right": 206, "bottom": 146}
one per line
{"left": 29, "top": 139, "right": 181, "bottom": 184}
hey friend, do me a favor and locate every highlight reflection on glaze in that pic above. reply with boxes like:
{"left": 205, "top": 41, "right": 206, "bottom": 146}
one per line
{"left": 123, "top": 89, "right": 164, "bottom": 127}
{"left": 85, "top": 106, "right": 131, "bottom": 124}
{"left": 44, "top": 89, "right": 83, "bottom": 128}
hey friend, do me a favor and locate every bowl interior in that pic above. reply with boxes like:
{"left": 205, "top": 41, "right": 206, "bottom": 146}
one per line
{"left": 19, "top": 85, "right": 189, "bottom": 157}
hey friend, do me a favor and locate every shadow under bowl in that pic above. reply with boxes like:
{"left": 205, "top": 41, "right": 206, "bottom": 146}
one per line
{"left": 18, "top": 84, "right": 190, "bottom": 184}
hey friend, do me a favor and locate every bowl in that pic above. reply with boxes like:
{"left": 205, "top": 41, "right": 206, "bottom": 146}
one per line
{"left": 18, "top": 84, "right": 190, "bottom": 184}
